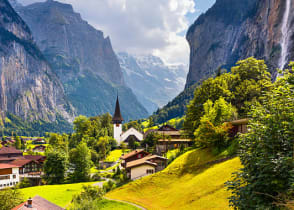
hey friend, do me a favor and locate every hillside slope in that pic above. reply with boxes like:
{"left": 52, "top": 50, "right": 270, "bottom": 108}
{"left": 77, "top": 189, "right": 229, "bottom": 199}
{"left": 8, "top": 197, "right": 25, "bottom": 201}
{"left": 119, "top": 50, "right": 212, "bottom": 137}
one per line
{"left": 16, "top": 0, "right": 148, "bottom": 121}
{"left": 106, "top": 149, "right": 241, "bottom": 209}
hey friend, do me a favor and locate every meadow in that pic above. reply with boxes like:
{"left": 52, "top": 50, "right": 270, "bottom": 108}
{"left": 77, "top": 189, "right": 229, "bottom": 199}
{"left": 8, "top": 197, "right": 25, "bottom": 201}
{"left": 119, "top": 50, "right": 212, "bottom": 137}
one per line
{"left": 106, "top": 149, "right": 241, "bottom": 209}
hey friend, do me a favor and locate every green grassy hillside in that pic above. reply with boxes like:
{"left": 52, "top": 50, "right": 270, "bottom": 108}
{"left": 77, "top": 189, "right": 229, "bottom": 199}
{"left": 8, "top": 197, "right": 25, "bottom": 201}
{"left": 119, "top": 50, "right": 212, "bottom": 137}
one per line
{"left": 106, "top": 149, "right": 241, "bottom": 209}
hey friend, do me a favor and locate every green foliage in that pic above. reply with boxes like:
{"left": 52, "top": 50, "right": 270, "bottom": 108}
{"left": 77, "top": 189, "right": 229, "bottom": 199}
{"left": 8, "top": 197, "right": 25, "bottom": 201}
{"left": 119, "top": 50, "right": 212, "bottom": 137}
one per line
{"left": 140, "top": 132, "right": 161, "bottom": 153}
{"left": 0, "top": 188, "right": 24, "bottom": 210}
{"left": 123, "top": 120, "right": 143, "bottom": 132}
{"left": 44, "top": 150, "right": 68, "bottom": 184}
{"left": 103, "top": 180, "right": 116, "bottom": 193}
{"left": 184, "top": 57, "right": 272, "bottom": 137}
{"left": 18, "top": 177, "right": 31, "bottom": 189}
{"left": 69, "top": 141, "right": 93, "bottom": 182}
{"left": 69, "top": 185, "right": 104, "bottom": 210}
{"left": 226, "top": 70, "right": 294, "bottom": 209}
{"left": 194, "top": 98, "right": 235, "bottom": 148}
{"left": 15, "top": 136, "right": 21, "bottom": 149}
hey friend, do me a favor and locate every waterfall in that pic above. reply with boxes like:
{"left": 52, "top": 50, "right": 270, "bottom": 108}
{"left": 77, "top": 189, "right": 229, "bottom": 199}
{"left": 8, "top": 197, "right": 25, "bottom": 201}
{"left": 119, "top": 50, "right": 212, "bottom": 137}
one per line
{"left": 279, "top": 0, "right": 291, "bottom": 70}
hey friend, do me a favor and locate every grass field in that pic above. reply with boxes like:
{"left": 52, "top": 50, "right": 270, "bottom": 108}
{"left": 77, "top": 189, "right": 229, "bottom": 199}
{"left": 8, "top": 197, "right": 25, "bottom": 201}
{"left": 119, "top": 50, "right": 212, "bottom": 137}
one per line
{"left": 106, "top": 148, "right": 242, "bottom": 209}
{"left": 95, "top": 199, "right": 140, "bottom": 210}
{"left": 20, "top": 182, "right": 98, "bottom": 208}
{"left": 105, "top": 149, "right": 124, "bottom": 162}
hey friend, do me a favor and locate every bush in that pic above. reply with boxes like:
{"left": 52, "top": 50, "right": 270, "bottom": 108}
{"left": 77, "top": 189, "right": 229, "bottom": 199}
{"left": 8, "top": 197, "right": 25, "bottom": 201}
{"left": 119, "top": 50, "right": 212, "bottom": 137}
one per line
{"left": 103, "top": 180, "right": 116, "bottom": 192}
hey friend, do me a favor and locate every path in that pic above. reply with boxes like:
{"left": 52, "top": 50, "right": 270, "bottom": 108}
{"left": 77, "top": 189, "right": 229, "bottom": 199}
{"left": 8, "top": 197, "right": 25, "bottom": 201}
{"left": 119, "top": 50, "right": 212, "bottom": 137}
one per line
{"left": 104, "top": 197, "right": 147, "bottom": 210}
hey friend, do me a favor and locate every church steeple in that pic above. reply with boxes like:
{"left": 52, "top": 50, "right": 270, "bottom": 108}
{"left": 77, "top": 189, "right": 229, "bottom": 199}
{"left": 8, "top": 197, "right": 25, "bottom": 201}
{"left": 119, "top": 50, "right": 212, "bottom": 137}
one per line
{"left": 112, "top": 95, "right": 123, "bottom": 124}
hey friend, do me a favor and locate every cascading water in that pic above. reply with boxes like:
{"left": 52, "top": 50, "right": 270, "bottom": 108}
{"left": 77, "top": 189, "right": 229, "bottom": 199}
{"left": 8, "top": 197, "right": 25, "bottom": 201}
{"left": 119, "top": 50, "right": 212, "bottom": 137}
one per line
{"left": 279, "top": 0, "right": 291, "bottom": 70}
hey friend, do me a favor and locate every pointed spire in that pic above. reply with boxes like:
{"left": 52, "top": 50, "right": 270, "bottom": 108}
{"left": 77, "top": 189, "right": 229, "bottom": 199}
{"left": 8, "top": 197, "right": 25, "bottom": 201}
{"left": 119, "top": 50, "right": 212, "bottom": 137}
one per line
{"left": 112, "top": 94, "right": 123, "bottom": 124}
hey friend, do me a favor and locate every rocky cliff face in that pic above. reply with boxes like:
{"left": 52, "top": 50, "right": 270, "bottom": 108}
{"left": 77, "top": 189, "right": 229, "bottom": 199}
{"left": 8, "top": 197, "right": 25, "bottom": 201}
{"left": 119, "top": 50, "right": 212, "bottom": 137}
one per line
{"left": 16, "top": 0, "right": 148, "bottom": 120}
{"left": 0, "top": 0, "right": 74, "bottom": 122}
{"left": 186, "top": 0, "right": 294, "bottom": 87}
{"left": 118, "top": 52, "right": 187, "bottom": 114}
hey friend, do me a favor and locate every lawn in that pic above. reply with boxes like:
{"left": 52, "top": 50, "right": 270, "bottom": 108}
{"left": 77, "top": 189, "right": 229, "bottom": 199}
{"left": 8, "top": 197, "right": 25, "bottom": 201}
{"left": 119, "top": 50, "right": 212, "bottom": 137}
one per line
{"left": 105, "top": 149, "right": 124, "bottom": 162}
{"left": 106, "top": 148, "right": 242, "bottom": 209}
{"left": 95, "top": 199, "right": 140, "bottom": 210}
{"left": 20, "top": 182, "right": 98, "bottom": 208}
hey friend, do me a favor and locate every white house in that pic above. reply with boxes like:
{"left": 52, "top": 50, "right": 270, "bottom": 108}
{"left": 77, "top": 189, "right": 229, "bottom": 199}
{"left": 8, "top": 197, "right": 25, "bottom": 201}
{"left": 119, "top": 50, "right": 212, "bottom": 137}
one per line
{"left": 0, "top": 163, "right": 20, "bottom": 189}
{"left": 120, "top": 127, "right": 144, "bottom": 145}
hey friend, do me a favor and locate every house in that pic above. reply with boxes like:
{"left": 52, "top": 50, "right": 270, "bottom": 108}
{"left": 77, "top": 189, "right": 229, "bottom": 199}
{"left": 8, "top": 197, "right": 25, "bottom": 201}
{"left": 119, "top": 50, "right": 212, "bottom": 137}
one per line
{"left": 120, "top": 149, "right": 149, "bottom": 168}
{"left": 33, "top": 138, "right": 46, "bottom": 145}
{"left": 13, "top": 196, "right": 64, "bottom": 210}
{"left": 120, "top": 127, "right": 144, "bottom": 145}
{"left": 125, "top": 155, "right": 167, "bottom": 180}
{"left": 10, "top": 159, "right": 42, "bottom": 176}
{"left": 0, "top": 147, "right": 23, "bottom": 163}
{"left": 0, "top": 163, "right": 20, "bottom": 189}
{"left": 146, "top": 125, "right": 193, "bottom": 155}
{"left": 229, "top": 118, "right": 249, "bottom": 137}
{"left": 24, "top": 155, "right": 46, "bottom": 165}
{"left": 33, "top": 145, "right": 46, "bottom": 153}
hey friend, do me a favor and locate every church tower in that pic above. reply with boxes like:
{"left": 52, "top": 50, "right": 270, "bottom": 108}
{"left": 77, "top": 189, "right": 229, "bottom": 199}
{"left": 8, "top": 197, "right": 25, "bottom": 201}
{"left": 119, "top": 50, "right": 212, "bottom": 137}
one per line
{"left": 112, "top": 95, "right": 124, "bottom": 144}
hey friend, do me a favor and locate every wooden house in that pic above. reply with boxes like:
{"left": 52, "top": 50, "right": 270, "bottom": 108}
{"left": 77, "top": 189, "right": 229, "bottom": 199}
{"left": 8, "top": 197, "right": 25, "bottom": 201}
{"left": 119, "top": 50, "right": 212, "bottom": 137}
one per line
{"left": 229, "top": 119, "right": 249, "bottom": 137}
{"left": 120, "top": 149, "right": 149, "bottom": 168}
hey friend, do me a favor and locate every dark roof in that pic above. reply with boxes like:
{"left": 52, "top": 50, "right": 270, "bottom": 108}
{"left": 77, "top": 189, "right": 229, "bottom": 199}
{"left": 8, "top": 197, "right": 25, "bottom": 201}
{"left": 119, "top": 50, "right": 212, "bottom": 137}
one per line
{"left": 158, "top": 124, "right": 179, "bottom": 131}
{"left": 13, "top": 195, "right": 64, "bottom": 210}
{"left": 120, "top": 149, "right": 149, "bottom": 160}
{"left": 230, "top": 118, "right": 249, "bottom": 125}
{"left": 112, "top": 95, "right": 123, "bottom": 123}
{"left": 24, "top": 155, "right": 46, "bottom": 161}
{"left": 0, "top": 146, "right": 23, "bottom": 155}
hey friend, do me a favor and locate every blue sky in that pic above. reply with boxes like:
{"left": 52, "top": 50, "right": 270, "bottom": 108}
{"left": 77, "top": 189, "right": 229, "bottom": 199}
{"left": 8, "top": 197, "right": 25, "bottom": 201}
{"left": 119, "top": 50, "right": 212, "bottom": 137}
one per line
{"left": 18, "top": 0, "right": 216, "bottom": 65}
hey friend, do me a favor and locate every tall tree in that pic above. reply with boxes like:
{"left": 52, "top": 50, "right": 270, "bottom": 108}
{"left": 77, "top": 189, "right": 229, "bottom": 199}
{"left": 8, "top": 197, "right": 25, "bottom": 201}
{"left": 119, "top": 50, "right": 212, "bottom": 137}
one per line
{"left": 43, "top": 150, "right": 68, "bottom": 184}
{"left": 14, "top": 136, "right": 21, "bottom": 149}
{"left": 227, "top": 69, "right": 294, "bottom": 209}
{"left": 69, "top": 141, "right": 93, "bottom": 182}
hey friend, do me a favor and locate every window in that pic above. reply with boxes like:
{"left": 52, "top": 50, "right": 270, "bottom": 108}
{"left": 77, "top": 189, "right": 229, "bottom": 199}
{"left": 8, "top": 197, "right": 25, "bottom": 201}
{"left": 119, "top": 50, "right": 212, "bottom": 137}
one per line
{"left": 138, "top": 154, "right": 142, "bottom": 158}
{"left": 13, "top": 175, "right": 16, "bottom": 179}
{"left": 0, "top": 175, "right": 10, "bottom": 180}
{"left": 146, "top": 169, "right": 154, "bottom": 174}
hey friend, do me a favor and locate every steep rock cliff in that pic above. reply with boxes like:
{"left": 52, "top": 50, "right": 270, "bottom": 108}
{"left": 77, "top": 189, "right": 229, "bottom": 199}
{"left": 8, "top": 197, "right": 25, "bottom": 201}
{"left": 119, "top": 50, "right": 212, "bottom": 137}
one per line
{"left": 17, "top": 0, "right": 148, "bottom": 120}
{"left": 0, "top": 0, "right": 74, "bottom": 123}
{"left": 186, "top": 0, "right": 294, "bottom": 87}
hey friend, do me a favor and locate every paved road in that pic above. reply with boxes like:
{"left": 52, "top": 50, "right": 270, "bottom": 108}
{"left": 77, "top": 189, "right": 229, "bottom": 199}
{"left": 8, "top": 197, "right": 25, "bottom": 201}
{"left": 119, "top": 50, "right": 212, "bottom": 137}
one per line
{"left": 104, "top": 197, "right": 147, "bottom": 210}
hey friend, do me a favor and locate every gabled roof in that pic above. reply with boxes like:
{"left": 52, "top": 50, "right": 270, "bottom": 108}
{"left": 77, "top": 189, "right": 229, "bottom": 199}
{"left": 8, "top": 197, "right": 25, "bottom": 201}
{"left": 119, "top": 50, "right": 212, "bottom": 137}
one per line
{"left": 121, "top": 127, "right": 144, "bottom": 142}
{"left": 126, "top": 154, "right": 167, "bottom": 169}
{"left": 158, "top": 124, "right": 179, "bottom": 131}
{"left": 120, "top": 149, "right": 148, "bottom": 160}
{"left": 112, "top": 95, "right": 124, "bottom": 123}
{"left": 12, "top": 195, "right": 64, "bottom": 210}
{"left": 24, "top": 155, "right": 46, "bottom": 161}
{"left": 0, "top": 146, "right": 23, "bottom": 155}
{"left": 10, "top": 159, "right": 36, "bottom": 167}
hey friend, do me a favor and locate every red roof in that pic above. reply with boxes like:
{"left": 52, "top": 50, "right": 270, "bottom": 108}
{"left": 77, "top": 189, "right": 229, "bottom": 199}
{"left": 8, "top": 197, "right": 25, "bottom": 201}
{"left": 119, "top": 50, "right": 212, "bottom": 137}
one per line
{"left": 0, "top": 146, "right": 23, "bottom": 154}
{"left": 0, "top": 163, "right": 19, "bottom": 169}
{"left": 121, "top": 149, "right": 149, "bottom": 160}
{"left": 12, "top": 195, "right": 64, "bottom": 210}
{"left": 10, "top": 159, "right": 36, "bottom": 167}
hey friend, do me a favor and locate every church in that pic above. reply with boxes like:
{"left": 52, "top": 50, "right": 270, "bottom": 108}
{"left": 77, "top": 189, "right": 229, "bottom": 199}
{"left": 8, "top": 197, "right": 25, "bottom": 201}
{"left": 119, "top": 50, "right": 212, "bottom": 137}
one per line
{"left": 112, "top": 96, "right": 143, "bottom": 145}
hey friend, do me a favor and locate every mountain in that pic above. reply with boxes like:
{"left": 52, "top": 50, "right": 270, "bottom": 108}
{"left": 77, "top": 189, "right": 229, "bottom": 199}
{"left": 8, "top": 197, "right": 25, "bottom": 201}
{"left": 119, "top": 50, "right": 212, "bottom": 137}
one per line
{"left": 153, "top": 0, "right": 294, "bottom": 124}
{"left": 186, "top": 0, "right": 294, "bottom": 87}
{"left": 15, "top": 0, "right": 148, "bottom": 121}
{"left": 118, "top": 52, "right": 188, "bottom": 114}
{"left": 0, "top": 0, "right": 74, "bottom": 125}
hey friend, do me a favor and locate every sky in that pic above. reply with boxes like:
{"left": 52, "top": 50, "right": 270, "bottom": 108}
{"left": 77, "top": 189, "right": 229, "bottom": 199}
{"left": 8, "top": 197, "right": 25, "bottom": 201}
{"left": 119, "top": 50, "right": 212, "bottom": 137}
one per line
{"left": 18, "top": 0, "right": 215, "bottom": 65}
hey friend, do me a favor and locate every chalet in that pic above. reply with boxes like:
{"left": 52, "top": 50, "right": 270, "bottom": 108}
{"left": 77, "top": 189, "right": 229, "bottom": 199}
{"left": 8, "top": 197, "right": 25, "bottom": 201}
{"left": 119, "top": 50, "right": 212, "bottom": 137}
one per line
{"left": 120, "top": 149, "right": 149, "bottom": 168}
{"left": 33, "top": 138, "right": 46, "bottom": 145}
{"left": 33, "top": 145, "right": 46, "bottom": 153}
{"left": 10, "top": 159, "right": 42, "bottom": 176}
{"left": 146, "top": 125, "right": 193, "bottom": 155}
{"left": 13, "top": 196, "right": 64, "bottom": 210}
{"left": 229, "top": 118, "right": 249, "bottom": 137}
{"left": 24, "top": 155, "right": 46, "bottom": 165}
{"left": 0, "top": 147, "right": 23, "bottom": 163}
{"left": 126, "top": 155, "right": 167, "bottom": 180}
{"left": 0, "top": 163, "right": 20, "bottom": 189}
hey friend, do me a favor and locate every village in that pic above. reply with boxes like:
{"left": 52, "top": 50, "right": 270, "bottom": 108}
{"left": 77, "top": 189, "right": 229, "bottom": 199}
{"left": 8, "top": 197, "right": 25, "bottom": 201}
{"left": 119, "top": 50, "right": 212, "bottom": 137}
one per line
{"left": 0, "top": 95, "right": 250, "bottom": 209}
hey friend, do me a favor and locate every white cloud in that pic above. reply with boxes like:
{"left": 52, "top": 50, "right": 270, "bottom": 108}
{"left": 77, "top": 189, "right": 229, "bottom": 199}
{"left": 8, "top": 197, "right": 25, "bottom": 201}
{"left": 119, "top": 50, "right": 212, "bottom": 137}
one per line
{"left": 18, "top": 0, "right": 195, "bottom": 65}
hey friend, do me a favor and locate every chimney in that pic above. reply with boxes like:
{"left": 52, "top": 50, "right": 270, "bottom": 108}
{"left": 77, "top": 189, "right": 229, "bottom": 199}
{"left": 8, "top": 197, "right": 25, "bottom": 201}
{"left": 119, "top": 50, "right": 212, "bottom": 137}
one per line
{"left": 27, "top": 198, "right": 33, "bottom": 208}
